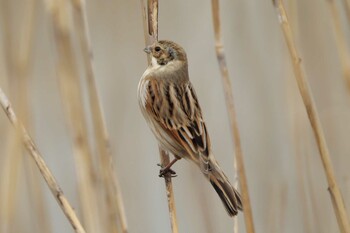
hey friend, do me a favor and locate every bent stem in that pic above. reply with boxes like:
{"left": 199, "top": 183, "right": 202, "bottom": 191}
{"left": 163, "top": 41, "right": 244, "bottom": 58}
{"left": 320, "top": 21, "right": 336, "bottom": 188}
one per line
{"left": 0, "top": 88, "right": 86, "bottom": 233}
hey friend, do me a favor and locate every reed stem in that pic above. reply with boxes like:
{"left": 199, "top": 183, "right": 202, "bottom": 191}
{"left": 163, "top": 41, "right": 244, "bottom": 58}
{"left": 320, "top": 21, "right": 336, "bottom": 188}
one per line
{"left": 0, "top": 88, "right": 86, "bottom": 233}
{"left": 140, "top": 1, "right": 179, "bottom": 232}
{"left": 326, "top": 0, "right": 350, "bottom": 92}
{"left": 70, "top": 0, "right": 128, "bottom": 232}
{"left": 45, "top": 1, "right": 102, "bottom": 232}
{"left": 273, "top": 1, "right": 350, "bottom": 232}
{"left": 211, "top": 1, "right": 255, "bottom": 232}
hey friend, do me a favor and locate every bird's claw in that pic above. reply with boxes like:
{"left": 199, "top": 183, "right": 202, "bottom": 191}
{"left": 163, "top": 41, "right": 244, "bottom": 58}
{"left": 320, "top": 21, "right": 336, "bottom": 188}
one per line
{"left": 157, "top": 163, "right": 177, "bottom": 178}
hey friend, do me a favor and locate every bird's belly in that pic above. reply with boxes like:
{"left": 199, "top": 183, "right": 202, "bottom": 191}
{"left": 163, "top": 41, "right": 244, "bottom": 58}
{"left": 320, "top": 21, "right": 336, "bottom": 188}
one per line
{"left": 140, "top": 108, "right": 201, "bottom": 167}
{"left": 145, "top": 114, "right": 187, "bottom": 158}
{"left": 138, "top": 77, "right": 187, "bottom": 158}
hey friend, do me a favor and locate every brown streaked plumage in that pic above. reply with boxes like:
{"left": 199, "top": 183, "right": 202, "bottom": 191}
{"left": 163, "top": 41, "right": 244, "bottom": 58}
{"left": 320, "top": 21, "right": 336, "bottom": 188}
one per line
{"left": 138, "top": 40, "right": 243, "bottom": 216}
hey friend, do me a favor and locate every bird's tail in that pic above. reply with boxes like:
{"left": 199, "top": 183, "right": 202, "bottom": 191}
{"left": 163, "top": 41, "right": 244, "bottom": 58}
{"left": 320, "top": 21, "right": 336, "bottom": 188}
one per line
{"left": 208, "top": 158, "right": 243, "bottom": 216}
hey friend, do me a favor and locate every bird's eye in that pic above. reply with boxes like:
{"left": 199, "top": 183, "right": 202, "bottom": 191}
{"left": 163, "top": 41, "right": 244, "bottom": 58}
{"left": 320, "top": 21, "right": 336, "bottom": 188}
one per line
{"left": 154, "top": 46, "right": 161, "bottom": 52}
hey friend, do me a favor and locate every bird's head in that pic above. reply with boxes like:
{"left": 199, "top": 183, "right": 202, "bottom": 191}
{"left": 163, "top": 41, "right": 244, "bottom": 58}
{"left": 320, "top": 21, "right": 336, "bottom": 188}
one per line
{"left": 144, "top": 40, "right": 187, "bottom": 67}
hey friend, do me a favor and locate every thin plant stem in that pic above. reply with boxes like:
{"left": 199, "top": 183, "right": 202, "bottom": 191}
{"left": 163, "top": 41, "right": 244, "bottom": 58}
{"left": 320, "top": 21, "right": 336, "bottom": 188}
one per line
{"left": 0, "top": 2, "right": 41, "bottom": 232}
{"left": 140, "top": 0, "right": 179, "bottom": 232}
{"left": 44, "top": 1, "right": 102, "bottom": 232}
{"left": 0, "top": 130, "right": 22, "bottom": 233}
{"left": 70, "top": 0, "right": 128, "bottom": 232}
{"left": 0, "top": 87, "right": 86, "bottom": 233}
{"left": 340, "top": 0, "right": 350, "bottom": 30}
{"left": 159, "top": 148, "right": 179, "bottom": 233}
{"left": 17, "top": 0, "right": 52, "bottom": 231}
{"left": 326, "top": 0, "right": 350, "bottom": 92}
{"left": 273, "top": 1, "right": 350, "bottom": 232}
{"left": 211, "top": 1, "right": 255, "bottom": 232}
{"left": 286, "top": 1, "right": 312, "bottom": 232}
{"left": 0, "top": 1, "right": 23, "bottom": 231}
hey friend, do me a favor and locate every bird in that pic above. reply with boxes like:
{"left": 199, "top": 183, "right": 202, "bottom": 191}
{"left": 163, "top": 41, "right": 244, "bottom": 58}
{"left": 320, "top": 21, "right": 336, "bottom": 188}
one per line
{"left": 137, "top": 40, "right": 243, "bottom": 216}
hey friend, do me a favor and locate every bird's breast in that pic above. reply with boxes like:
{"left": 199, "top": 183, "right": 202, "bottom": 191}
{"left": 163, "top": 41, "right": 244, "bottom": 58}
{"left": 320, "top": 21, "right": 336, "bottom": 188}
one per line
{"left": 137, "top": 77, "right": 149, "bottom": 109}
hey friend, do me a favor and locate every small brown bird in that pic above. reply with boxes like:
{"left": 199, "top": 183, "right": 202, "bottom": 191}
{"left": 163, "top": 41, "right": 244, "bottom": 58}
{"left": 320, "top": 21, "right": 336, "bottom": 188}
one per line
{"left": 138, "top": 40, "right": 242, "bottom": 216}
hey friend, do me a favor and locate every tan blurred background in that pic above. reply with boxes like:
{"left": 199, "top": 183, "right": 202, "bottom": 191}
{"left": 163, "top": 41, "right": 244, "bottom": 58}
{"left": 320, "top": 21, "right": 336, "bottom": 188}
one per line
{"left": 1, "top": 0, "right": 350, "bottom": 232}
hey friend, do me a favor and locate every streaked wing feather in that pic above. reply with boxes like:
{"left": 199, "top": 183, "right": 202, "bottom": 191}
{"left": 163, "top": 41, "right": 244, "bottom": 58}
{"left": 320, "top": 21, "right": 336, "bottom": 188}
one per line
{"left": 144, "top": 78, "right": 210, "bottom": 170}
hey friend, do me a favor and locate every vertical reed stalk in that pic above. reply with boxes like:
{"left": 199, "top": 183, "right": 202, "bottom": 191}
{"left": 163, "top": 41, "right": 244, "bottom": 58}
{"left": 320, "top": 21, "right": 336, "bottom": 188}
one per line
{"left": 0, "top": 88, "right": 86, "bottom": 233}
{"left": 16, "top": 0, "right": 52, "bottom": 231}
{"left": 326, "top": 0, "right": 350, "bottom": 91}
{"left": 0, "top": 1, "right": 23, "bottom": 231}
{"left": 159, "top": 148, "right": 179, "bottom": 233}
{"left": 70, "top": 0, "right": 128, "bottom": 232}
{"left": 211, "top": 1, "right": 255, "bottom": 232}
{"left": 141, "top": 0, "right": 179, "bottom": 232}
{"left": 0, "top": 130, "right": 22, "bottom": 233}
{"left": 45, "top": 1, "right": 101, "bottom": 232}
{"left": 340, "top": 0, "right": 350, "bottom": 29}
{"left": 273, "top": 1, "right": 350, "bottom": 232}
{"left": 286, "top": 1, "right": 312, "bottom": 232}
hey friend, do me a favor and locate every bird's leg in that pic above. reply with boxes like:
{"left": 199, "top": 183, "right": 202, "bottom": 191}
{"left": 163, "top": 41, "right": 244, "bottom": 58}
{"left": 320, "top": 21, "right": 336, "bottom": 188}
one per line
{"left": 157, "top": 158, "right": 179, "bottom": 177}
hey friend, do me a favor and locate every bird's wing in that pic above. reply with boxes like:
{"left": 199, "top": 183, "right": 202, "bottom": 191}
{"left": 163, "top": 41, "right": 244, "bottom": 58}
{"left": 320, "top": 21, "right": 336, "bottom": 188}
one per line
{"left": 144, "top": 78, "right": 211, "bottom": 172}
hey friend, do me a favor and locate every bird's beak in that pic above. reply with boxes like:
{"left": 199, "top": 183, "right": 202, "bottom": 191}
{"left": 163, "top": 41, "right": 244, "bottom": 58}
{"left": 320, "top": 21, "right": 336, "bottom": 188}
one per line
{"left": 143, "top": 46, "right": 151, "bottom": 54}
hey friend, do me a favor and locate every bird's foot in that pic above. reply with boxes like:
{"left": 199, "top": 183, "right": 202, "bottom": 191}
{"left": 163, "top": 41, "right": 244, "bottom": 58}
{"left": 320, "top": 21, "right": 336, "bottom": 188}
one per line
{"left": 157, "top": 163, "right": 177, "bottom": 178}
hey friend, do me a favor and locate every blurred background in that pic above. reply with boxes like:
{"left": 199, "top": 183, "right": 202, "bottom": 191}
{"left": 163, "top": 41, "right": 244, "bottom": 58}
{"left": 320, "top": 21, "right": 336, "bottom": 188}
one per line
{"left": 1, "top": 0, "right": 350, "bottom": 232}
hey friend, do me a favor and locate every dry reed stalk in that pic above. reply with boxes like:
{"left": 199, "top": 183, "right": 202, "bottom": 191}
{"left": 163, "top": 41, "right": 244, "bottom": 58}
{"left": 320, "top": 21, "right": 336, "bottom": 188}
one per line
{"left": 0, "top": 130, "right": 22, "bottom": 233}
{"left": 70, "top": 0, "right": 128, "bottom": 232}
{"left": 211, "top": 1, "right": 255, "bottom": 232}
{"left": 286, "top": 1, "right": 312, "bottom": 231}
{"left": 0, "top": 59, "right": 22, "bottom": 233}
{"left": 158, "top": 148, "right": 179, "bottom": 233}
{"left": 326, "top": 0, "right": 350, "bottom": 92}
{"left": 141, "top": 0, "right": 179, "bottom": 232}
{"left": 0, "top": 1, "right": 33, "bottom": 233}
{"left": 0, "top": 87, "right": 86, "bottom": 233}
{"left": 340, "top": 0, "right": 350, "bottom": 29}
{"left": 273, "top": 1, "right": 350, "bottom": 232}
{"left": 16, "top": 0, "right": 52, "bottom": 231}
{"left": 45, "top": 1, "right": 102, "bottom": 232}
{"left": 0, "top": 1, "right": 27, "bottom": 231}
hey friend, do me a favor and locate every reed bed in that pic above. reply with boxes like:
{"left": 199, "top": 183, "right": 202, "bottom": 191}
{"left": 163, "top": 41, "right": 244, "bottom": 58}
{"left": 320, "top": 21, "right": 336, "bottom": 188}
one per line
{"left": 0, "top": 0, "right": 349, "bottom": 232}
{"left": 273, "top": 0, "right": 350, "bottom": 232}
{"left": 71, "top": 0, "right": 128, "bottom": 232}
{"left": 0, "top": 88, "right": 85, "bottom": 232}
{"left": 0, "top": 0, "right": 50, "bottom": 232}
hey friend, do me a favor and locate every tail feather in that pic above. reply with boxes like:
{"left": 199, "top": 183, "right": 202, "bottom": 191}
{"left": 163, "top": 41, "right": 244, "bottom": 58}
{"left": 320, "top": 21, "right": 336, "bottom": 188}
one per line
{"left": 208, "top": 159, "right": 243, "bottom": 217}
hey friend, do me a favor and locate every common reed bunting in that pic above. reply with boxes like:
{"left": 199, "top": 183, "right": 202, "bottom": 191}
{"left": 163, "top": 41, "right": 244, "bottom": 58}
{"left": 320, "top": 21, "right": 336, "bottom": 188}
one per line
{"left": 138, "top": 40, "right": 242, "bottom": 216}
